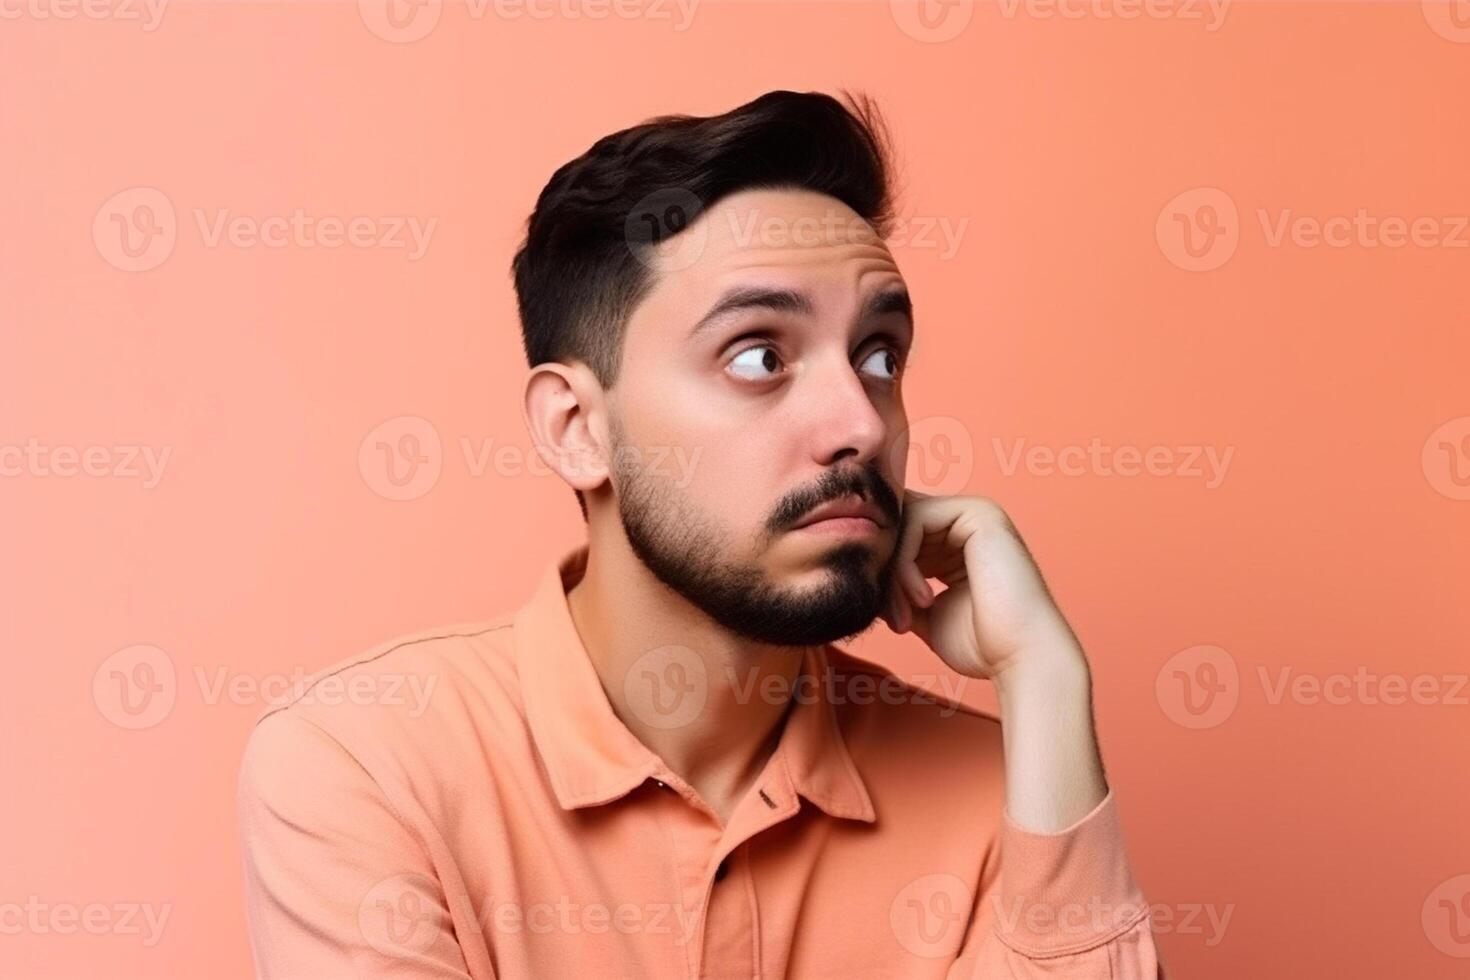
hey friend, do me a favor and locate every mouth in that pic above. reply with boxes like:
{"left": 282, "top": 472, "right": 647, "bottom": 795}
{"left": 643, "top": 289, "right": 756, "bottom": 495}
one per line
{"left": 790, "top": 495, "right": 889, "bottom": 536}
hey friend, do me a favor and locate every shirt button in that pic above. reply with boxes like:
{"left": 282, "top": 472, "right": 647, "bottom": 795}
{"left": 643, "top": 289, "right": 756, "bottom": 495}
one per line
{"left": 714, "top": 858, "right": 730, "bottom": 882}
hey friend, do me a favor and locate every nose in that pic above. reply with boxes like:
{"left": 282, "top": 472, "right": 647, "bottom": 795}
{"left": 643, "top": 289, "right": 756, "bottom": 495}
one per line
{"left": 805, "top": 353, "right": 889, "bottom": 471}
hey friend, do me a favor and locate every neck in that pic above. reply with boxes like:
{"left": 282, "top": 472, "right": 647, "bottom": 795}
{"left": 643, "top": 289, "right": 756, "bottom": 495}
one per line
{"left": 565, "top": 529, "right": 809, "bottom": 820}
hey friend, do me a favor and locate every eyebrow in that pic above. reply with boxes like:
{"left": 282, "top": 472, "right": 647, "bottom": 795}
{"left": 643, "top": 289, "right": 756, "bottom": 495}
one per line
{"left": 687, "top": 285, "right": 913, "bottom": 341}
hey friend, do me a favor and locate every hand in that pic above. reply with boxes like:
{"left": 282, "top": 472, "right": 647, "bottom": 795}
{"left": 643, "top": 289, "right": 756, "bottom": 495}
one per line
{"left": 880, "top": 490, "right": 1108, "bottom": 829}
{"left": 880, "top": 490, "right": 1089, "bottom": 690}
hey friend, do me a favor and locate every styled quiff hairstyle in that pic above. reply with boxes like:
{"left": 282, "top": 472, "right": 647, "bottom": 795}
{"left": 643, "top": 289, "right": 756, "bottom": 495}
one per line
{"left": 510, "top": 89, "right": 897, "bottom": 517}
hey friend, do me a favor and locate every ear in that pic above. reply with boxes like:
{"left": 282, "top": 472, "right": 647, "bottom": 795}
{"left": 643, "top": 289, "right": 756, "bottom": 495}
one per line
{"left": 522, "top": 361, "right": 609, "bottom": 495}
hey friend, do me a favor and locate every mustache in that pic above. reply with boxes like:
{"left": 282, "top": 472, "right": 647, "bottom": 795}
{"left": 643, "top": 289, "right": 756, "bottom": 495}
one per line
{"left": 767, "top": 461, "right": 902, "bottom": 534}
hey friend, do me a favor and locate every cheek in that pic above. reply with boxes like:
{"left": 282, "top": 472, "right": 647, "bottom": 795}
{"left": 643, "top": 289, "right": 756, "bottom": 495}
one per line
{"left": 667, "top": 436, "right": 805, "bottom": 549}
{"left": 885, "top": 418, "right": 910, "bottom": 488}
{"left": 626, "top": 384, "right": 782, "bottom": 489}
{"left": 614, "top": 405, "right": 756, "bottom": 522}
{"left": 680, "top": 444, "right": 774, "bottom": 528}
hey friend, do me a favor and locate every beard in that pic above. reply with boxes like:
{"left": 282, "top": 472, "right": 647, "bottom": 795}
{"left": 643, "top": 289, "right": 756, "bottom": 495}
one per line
{"left": 609, "top": 419, "right": 902, "bottom": 648}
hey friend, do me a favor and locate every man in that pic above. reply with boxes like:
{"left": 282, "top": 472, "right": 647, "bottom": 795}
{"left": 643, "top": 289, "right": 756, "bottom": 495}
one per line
{"left": 238, "top": 89, "right": 1163, "bottom": 978}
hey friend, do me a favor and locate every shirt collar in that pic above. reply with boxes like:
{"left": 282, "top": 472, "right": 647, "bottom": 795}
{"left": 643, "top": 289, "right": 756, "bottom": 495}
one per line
{"left": 513, "top": 544, "right": 876, "bottom": 824}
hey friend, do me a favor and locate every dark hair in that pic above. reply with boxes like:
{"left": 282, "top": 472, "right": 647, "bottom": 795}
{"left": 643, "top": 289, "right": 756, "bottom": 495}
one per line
{"left": 510, "top": 89, "right": 897, "bottom": 518}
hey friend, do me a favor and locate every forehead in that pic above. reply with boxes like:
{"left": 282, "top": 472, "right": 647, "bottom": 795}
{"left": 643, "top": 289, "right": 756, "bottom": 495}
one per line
{"left": 631, "top": 187, "right": 904, "bottom": 337}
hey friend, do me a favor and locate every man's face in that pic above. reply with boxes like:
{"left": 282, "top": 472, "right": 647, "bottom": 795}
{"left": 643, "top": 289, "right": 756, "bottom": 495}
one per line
{"left": 606, "top": 187, "right": 912, "bottom": 647}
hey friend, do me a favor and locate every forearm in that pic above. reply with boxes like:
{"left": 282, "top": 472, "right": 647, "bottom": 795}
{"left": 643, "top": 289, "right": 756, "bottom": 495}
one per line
{"left": 992, "top": 631, "right": 1109, "bottom": 833}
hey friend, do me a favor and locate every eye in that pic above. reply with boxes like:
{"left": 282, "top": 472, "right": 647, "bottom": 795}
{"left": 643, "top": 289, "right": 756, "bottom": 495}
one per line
{"left": 727, "top": 344, "right": 784, "bottom": 381}
{"left": 858, "top": 346, "right": 902, "bottom": 381}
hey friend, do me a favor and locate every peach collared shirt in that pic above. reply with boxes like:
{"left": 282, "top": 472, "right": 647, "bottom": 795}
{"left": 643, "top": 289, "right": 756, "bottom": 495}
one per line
{"left": 237, "top": 544, "right": 1162, "bottom": 979}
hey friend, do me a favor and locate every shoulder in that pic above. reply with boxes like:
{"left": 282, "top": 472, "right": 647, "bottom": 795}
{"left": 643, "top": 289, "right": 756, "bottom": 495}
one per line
{"left": 238, "top": 614, "right": 524, "bottom": 787}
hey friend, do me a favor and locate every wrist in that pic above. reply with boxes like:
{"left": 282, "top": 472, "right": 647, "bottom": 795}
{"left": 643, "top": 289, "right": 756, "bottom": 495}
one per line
{"left": 992, "top": 630, "right": 1091, "bottom": 704}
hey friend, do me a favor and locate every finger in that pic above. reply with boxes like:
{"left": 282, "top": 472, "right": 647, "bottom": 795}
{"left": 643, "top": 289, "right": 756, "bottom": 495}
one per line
{"left": 906, "top": 598, "right": 932, "bottom": 647}
{"left": 897, "top": 491, "right": 992, "bottom": 582}
{"left": 893, "top": 494, "right": 930, "bottom": 609}
{"left": 894, "top": 492, "right": 961, "bottom": 592}
{"left": 893, "top": 581, "right": 912, "bottom": 634}
{"left": 905, "top": 562, "right": 935, "bottom": 607}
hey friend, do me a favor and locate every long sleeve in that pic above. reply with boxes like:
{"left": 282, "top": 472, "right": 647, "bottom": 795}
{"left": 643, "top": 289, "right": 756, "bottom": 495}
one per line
{"left": 948, "top": 789, "right": 1166, "bottom": 979}
{"left": 236, "top": 709, "right": 480, "bottom": 979}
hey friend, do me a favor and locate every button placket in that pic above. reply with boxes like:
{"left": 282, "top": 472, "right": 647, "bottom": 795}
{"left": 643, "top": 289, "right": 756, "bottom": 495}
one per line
{"left": 646, "top": 774, "right": 724, "bottom": 979}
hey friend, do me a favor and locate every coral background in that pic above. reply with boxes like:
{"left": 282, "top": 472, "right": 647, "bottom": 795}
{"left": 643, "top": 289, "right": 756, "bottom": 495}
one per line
{"left": 3, "top": 1, "right": 1468, "bottom": 976}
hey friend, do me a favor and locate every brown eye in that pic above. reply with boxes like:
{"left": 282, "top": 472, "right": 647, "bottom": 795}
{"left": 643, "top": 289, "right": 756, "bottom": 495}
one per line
{"left": 728, "top": 345, "right": 783, "bottom": 381}
{"left": 859, "top": 347, "right": 900, "bottom": 381}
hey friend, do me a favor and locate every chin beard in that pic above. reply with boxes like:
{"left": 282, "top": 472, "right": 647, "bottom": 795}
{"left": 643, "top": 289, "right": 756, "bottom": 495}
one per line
{"left": 618, "top": 479, "right": 896, "bottom": 647}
